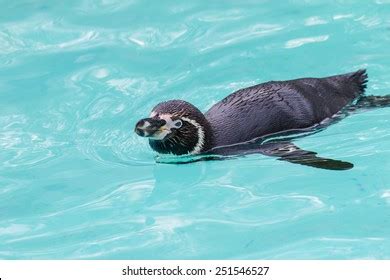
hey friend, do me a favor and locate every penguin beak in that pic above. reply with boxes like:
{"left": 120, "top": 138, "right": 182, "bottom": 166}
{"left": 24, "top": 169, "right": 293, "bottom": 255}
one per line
{"left": 135, "top": 118, "right": 168, "bottom": 138}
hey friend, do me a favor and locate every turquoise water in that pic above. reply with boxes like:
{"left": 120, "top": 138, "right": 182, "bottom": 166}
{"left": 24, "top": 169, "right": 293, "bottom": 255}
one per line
{"left": 1, "top": 0, "right": 390, "bottom": 259}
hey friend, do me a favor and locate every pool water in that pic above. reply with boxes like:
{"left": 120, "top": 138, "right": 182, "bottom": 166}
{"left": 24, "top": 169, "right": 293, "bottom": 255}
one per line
{"left": 1, "top": 0, "right": 390, "bottom": 259}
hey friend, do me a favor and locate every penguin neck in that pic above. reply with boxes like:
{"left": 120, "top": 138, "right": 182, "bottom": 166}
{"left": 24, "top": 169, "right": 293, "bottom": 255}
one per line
{"left": 181, "top": 114, "right": 214, "bottom": 154}
{"left": 199, "top": 118, "right": 214, "bottom": 153}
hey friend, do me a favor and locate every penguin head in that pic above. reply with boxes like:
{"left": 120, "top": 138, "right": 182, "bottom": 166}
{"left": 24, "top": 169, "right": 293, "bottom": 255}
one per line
{"left": 135, "top": 100, "right": 213, "bottom": 155}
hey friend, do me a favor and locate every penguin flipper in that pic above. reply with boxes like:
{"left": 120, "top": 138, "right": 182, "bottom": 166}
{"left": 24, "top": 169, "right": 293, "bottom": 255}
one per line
{"left": 259, "top": 142, "right": 353, "bottom": 171}
{"left": 158, "top": 141, "right": 353, "bottom": 170}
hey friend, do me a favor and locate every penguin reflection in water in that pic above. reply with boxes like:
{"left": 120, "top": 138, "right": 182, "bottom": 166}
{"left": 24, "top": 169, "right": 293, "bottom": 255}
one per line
{"left": 135, "top": 69, "right": 390, "bottom": 170}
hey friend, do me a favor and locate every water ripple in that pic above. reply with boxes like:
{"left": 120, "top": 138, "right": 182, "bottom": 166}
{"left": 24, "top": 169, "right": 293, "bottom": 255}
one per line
{"left": 285, "top": 35, "right": 330, "bottom": 48}
{"left": 304, "top": 16, "right": 328, "bottom": 26}
{"left": 194, "top": 9, "right": 246, "bottom": 22}
{"left": 76, "top": 0, "right": 138, "bottom": 14}
{"left": 196, "top": 23, "right": 285, "bottom": 53}
{"left": 126, "top": 27, "right": 188, "bottom": 48}
{"left": 0, "top": 115, "right": 67, "bottom": 168}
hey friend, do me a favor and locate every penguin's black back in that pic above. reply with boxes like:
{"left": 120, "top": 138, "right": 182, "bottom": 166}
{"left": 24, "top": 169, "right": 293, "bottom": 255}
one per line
{"left": 205, "top": 70, "right": 368, "bottom": 147}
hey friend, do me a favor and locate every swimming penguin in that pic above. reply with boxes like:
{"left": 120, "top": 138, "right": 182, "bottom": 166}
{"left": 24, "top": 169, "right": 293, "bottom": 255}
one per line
{"left": 135, "top": 69, "right": 390, "bottom": 170}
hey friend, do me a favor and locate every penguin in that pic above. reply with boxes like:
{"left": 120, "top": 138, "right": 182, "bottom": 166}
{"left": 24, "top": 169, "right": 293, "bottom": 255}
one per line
{"left": 135, "top": 69, "right": 390, "bottom": 170}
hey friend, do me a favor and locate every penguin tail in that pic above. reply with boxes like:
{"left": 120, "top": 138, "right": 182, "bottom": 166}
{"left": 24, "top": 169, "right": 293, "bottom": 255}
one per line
{"left": 347, "top": 69, "right": 390, "bottom": 110}
{"left": 349, "top": 69, "right": 368, "bottom": 95}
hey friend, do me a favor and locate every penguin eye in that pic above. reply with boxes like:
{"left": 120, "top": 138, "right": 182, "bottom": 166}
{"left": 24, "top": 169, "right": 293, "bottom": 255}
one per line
{"left": 173, "top": 119, "right": 183, "bottom": 128}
